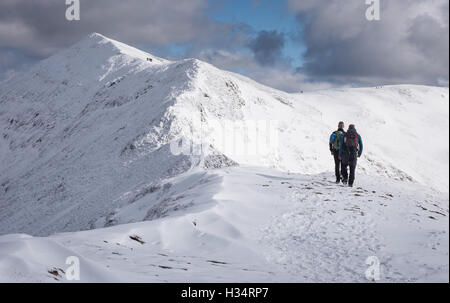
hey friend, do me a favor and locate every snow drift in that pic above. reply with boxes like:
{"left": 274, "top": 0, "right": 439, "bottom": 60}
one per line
{"left": 0, "top": 167, "right": 448, "bottom": 282}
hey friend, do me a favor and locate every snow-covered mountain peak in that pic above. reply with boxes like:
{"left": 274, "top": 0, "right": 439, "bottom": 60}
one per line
{"left": 11, "top": 32, "right": 170, "bottom": 89}
{"left": 0, "top": 34, "right": 448, "bottom": 237}
{"left": 76, "top": 32, "right": 169, "bottom": 65}
{"left": 84, "top": 32, "right": 112, "bottom": 44}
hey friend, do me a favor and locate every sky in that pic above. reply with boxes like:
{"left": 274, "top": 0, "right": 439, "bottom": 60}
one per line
{"left": 0, "top": 0, "right": 448, "bottom": 92}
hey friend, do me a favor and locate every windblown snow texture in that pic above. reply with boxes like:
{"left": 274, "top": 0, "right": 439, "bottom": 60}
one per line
{"left": 0, "top": 33, "right": 448, "bottom": 282}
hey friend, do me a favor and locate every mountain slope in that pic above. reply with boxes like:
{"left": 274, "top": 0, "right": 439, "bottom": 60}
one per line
{"left": 0, "top": 33, "right": 448, "bottom": 238}
{"left": 0, "top": 167, "right": 448, "bottom": 282}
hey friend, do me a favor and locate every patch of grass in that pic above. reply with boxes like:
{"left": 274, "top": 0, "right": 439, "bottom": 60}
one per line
{"left": 207, "top": 260, "right": 228, "bottom": 265}
{"left": 48, "top": 267, "right": 65, "bottom": 280}
{"left": 129, "top": 235, "right": 145, "bottom": 245}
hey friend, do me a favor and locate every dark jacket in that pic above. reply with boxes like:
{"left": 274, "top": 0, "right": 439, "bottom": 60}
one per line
{"left": 339, "top": 131, "right": 363, "bottom": 159}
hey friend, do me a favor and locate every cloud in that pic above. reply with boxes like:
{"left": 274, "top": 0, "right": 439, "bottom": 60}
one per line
{"left": 196, "top": 48, "right": 335, "bottom": 92}
{"left": 0, "top": 47, "right": 39, "bottom": 81}
{"left": 287, "top": 0, "right": 449, "bottom": 86}
{"left": 0, "top": 0, "right": 256, "bottom": 83}
{"left": 0, "top": 51, "right": 14, "bottom": 67}
{"left": 0, "top": 0, "right": 448, "bottom": 90}
{"left": 248, "top": 30, "right": 285, "bottom": 65}
{"left": 0, "top": 0, "right": 239, "bottom": 57}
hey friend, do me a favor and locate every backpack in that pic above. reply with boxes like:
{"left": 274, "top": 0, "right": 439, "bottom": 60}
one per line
{"left": 344, "top": 129, "right": 359, "bottom": 153}
{"left": 331, "top": 130, "right": 343, "bottom": 150}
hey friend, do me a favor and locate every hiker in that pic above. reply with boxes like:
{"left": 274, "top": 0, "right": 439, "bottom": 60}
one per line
{"left": 339, "top": 124, "right": 363, "bottom": 187}
{"left": 329, "top": 121, "right": 346, "bottom": 183}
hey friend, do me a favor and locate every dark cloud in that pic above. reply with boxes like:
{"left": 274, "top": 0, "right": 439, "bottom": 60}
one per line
{"left": 196, "top": 48, "right": 335, "bottom": 92}
{"left": 407, "top": 14, "right": 449, "bottom": 79}
{"left": 0, "top": 47, "right": 40, "bottom": 81}
{"left": 288, "top": 0, "right": 449, "bottom": 86}
{"left": 0, "top": 0, "right": 245, "bottom": 57}
{"left": 248, "top": 30, "right": 285, "bottom": 65}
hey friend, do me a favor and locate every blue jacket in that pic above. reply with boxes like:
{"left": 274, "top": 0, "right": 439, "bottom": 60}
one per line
{"left": 339, "top": 132, "right": 363, "bottom": 158}
{"left": 329, "top": 129, "right": 345, "bottom": 151}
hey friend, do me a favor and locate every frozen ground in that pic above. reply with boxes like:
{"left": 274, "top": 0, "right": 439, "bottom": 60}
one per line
{"left": 0, "top": 34, "right": 448, "bottom": 282}
{"left": 0, "top": 166, "right": 448, "bottom": 282}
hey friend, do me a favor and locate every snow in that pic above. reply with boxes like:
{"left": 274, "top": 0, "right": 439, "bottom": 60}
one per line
{"left": 0, "top": 167, "right": 447, "bottom": 282}
{"left": 0, "top": 33, "right": 448, "bottom": 282}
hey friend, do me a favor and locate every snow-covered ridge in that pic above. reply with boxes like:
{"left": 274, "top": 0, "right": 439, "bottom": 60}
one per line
{"left": 0, "top": 167, "right": 448, "bottom": 282}
{"left": 0, "top": 33, "right": 448, "bottom": 237}
{"left": 86, "top": 33, "right": 169, "bottom": 64}
{"left": 0, "top": 33, "right": 448, "bottom": 283}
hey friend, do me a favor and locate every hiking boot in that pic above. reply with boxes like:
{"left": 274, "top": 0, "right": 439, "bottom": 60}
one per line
{"left": 348, "top": 183, "right": 353, "bottom": 187}
{"left": 335, "top": 178, "right": 340, "bottom": 184}
{"left": 342, "top": 179, "right": 348, "bottom": 185}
